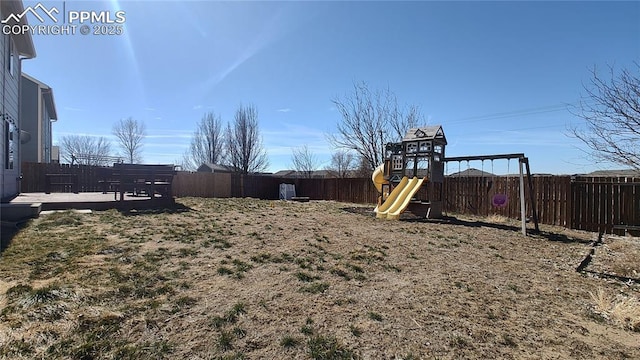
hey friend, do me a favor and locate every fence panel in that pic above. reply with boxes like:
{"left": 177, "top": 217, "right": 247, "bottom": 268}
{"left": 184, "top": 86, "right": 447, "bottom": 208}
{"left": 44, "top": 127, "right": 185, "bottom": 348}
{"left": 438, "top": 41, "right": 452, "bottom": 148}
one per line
{"left": 569, "top": 177, "right": 640, "bottom": 233}
{"left": 21, "top": 162, "right": 106, "bottom": 192}
{"left": 172, "top": 172, "right": 232, "bottom": 198}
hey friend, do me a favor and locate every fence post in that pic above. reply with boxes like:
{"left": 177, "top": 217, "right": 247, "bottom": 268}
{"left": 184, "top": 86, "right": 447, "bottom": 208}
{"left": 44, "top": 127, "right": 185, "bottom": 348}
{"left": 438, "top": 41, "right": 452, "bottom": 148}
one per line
{"left": 519, "top": 160, "right": 526, "bottom": 236}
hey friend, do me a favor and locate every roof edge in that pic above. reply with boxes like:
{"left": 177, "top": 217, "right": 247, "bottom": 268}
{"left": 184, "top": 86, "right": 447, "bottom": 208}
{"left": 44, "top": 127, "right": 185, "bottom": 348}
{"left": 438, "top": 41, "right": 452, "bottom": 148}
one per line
{"left": 42, "top": 88, "right": 57, "bottom": 121}
{"left": 1, "top": 1, "right": 36, "bottom": 58}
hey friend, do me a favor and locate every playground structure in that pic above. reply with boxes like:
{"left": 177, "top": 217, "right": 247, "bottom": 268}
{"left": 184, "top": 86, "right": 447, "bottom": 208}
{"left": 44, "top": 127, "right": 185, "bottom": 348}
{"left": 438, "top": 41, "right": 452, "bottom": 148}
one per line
{"left": 372, "top": 126, "right": 447, "bottom": 220}
{"left": 372, "top": 126, "right": 540, "bottom": 235}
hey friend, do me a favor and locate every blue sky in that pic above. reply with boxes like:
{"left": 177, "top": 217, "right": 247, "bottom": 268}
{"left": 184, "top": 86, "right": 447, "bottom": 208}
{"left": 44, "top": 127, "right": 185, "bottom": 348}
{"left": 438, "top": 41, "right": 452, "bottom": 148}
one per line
{"left": 19, "top": 0, "right": 640, "bottom": 174}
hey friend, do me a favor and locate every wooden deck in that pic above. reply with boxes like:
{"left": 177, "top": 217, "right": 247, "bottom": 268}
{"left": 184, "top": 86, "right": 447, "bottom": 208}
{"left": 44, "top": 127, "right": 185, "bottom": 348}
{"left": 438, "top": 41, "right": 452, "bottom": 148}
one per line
{"left": 8, "top": 192, "right": 175, "bottom": 211}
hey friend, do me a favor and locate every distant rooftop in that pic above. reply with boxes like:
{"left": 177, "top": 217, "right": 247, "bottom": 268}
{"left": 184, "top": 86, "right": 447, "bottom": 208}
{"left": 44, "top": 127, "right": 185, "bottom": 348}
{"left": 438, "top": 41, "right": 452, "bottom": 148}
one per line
{"left": 447, "top": 168, "right": 495, "bottom": 177}
{"left": 197, "top": 163, "right": 238, "bottom": 173}
{"left": 586, "top": 169, "right": 640, "bottom": 177}
{"left": 272, "top": 169, "right": 359, "bottom": 178}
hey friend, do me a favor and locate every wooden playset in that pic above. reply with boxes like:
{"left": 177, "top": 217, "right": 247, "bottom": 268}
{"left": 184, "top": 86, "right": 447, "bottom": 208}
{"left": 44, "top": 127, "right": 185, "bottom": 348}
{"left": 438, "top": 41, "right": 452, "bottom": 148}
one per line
{"left": 372, "top": 126, "right": 540, "bottom": 235}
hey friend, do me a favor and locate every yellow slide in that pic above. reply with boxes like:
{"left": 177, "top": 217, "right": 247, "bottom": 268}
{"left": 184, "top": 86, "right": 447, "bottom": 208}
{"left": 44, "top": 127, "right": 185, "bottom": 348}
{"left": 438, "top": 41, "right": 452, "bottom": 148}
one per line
{"left": 371, "top": 164, "right": 386, "bottom": 192}
{"left": 386, "top": 177, "right": 426, "bottom": 220}
{"left": 375, "top": 176, "right": 409, "bottom": 218}
{"left": 372, "top": 164, "right": 388, "bottom": 212}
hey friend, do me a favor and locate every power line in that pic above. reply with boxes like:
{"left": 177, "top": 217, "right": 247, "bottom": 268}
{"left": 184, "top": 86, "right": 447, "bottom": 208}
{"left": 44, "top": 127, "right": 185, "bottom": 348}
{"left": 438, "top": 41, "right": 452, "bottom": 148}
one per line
{"left": 444, "top": 101, "right": 586, "bottom": 125}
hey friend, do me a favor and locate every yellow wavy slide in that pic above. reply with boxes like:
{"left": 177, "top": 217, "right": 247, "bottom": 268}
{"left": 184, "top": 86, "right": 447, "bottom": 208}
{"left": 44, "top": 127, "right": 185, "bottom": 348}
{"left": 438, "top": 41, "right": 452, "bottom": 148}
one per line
{"left": 375, "top": 176, "right": 409, "bottom": 219}
{"left": 386, "top": 177, "right": 425, "bottom": 220}
{"left": 371, "top": 164, "right": 388, "bottom": 213}
{"left": 371, "top": 164, "right": 386, "bottom": 193}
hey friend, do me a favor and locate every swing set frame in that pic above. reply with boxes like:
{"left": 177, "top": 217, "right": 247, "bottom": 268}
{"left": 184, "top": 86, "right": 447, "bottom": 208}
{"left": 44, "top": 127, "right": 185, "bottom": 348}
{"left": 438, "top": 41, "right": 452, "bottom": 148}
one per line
{"left": 443, "top": 153, "right": 540, "bottom": 235}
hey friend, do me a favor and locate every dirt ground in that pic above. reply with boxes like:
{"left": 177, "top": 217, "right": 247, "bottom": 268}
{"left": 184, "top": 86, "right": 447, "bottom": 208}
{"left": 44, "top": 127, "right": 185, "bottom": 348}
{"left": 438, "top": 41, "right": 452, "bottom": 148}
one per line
{"left": 0, "top": 198, "right": 638, "bottom": 359}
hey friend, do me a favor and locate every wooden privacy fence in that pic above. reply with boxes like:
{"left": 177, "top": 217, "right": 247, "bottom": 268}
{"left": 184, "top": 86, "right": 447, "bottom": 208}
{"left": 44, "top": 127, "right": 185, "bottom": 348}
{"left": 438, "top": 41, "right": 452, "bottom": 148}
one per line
{"left": 444, "top": 175, "right": 571, "bottom": 227}
{"left": 21, "top": 162, "right": 109, "bottom": 193}
{"left": 433, "top": 175, "right": 638, "bottom": 233}
{"left": 172, "top": 172, "right": 232, "bottom": 198}
{"left": 287, "top": 177, "right": 378, "bottom": 203}
{"left": 19, "top": 163, "right": 640, "bottom": 233}
{"left": 173, "top": 172, "right": 378, "bottom": 203}
{"left": 156, "top": 172, "right": 640, "bottom": 234}
{"left": 570, "top": 177, "right": 639, "bottom": 233}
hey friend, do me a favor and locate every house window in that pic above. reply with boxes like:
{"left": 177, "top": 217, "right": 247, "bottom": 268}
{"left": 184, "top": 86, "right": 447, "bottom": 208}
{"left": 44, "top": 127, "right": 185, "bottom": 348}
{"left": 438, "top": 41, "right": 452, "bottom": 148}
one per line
{"left": 405, "top": 158, "right": 415, "bottom": 177}
{"left": 392, "top": 155, "right": 403, "bottom": 170}
{"left": 406, "top": 142, "right": 418, "bottom": 153}
{"left": 417, "top": 157, "right": 429, "bottom": 177}
{"left": 419, "top": 141, "right": 431, "bottom": 152}
{"left": 6, "top": 38, "right": 15, "bottom": 77}
{"left": 3, "top": 121, "right": 8, "bottom": 169}
{"left": 4, "top": 120, "right": 15, "bottom": 170}
{"left": 417, "top": 157, "right": 429, "bottom": 169}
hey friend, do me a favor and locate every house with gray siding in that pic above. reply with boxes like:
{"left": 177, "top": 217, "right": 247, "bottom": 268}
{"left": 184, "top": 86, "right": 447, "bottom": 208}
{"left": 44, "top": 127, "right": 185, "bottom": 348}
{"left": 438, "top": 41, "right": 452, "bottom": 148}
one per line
{"left": 0, "top": 1, "right": 36, "bottom": 201}
{"left": 20, "top": 73, "right": 57, "bottom": 163}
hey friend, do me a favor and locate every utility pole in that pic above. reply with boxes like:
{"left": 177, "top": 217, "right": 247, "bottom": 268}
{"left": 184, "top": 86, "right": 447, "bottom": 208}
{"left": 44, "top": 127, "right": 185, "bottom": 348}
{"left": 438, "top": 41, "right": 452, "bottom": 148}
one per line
{"left": 379, "top": 130, "right": 384, "bottom": 166}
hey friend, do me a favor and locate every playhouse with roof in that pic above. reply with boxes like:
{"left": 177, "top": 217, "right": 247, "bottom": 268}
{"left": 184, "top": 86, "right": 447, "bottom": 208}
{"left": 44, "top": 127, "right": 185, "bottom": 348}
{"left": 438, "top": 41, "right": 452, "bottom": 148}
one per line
{"left": 372, "top": 125, "right": 539, "bottom": 235}
{"left": 373, "top": 125, "right": 447, "bottom": 219}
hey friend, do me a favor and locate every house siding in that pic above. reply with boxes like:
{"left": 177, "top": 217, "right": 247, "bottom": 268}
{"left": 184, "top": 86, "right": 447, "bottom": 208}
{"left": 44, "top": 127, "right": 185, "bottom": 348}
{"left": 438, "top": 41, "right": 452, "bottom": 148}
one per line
{"left": 20, "top": 75, "right": 56, "bottom": 164}
{"left": 0, "top": 27, "right": 4, "bottom": 198}
{"left": 1, "top": 30, "right": 23, "bottom": 200}
{"left": 20, "top": 76, "right": 39, "bottom": 162}
{"left": 42, "top": 97, "right": 52, "bottom": 162}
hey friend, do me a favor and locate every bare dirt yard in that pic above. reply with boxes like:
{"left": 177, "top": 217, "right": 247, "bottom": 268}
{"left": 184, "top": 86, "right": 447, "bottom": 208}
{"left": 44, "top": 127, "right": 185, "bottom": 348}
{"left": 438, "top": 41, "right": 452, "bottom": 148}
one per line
{"left": 0, "top": 198, "right": 638, "bottom": 359}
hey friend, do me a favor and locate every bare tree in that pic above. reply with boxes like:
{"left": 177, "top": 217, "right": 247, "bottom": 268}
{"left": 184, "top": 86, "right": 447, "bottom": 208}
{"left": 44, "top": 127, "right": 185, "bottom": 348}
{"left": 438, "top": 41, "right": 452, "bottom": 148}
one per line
{"left": 113, "top": 117, "right": 146, "bottom": 164}
{"left": 290, "top": 145, "right": 320, "bottom": 178}
{"left": 354, "top": 155, "right": 374, "bottom": 178}
{"left": 328, "top": 81, "right": 422, "bottom": 171}
{"left": 390, "top": 104, "right": 422, "bottom": 142}
{"left": 326, "top": 150, "right": 355, "bottom": 178}
{"left": 225, "top": 104, "right": 269, "bottom": 174}
{"left": 183, "top": 112, "right": 226, "bottom": 171}
{"left": 60, "top": 135, "right": 113, "bottom": 166}
{"left": 570, "top": 64, "right": 640, "bottom": 170}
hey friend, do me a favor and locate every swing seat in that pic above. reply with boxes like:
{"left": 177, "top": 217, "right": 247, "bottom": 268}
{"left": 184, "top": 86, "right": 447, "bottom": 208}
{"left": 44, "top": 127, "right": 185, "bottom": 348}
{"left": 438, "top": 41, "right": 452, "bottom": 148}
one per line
{"left": 492, "top": 194, "right": 508, "bottom": 208}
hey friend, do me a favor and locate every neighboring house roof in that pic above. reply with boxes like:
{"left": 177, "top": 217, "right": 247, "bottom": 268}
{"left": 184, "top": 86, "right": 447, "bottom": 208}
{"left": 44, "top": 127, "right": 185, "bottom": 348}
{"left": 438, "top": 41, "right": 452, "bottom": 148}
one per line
{"left": 197, "top": 163, "right": 237, "bottom": 173}
{"left": 1, "top": 1, "right": 36, "bottom": 58}
{"left": 447, "top": 168, "right": 495, "bottom": 177}
{"left": 587, "top": 169, "right": 640, "bottom": 177}
{"left": 308, "top": 170, "right": 333, "bottom": 178}
{"left": 272, "top": 170, "right": 296, "bottom": 177}
{"left": 402, "top": 125, "right": 447, "bottom": 145}
{"left": 324, "top": 169, "right": 360, "bottom": 178}
{"left": 272, "top": 169, "right": 358, "bottom": 178}
{"left": 22, "top": 73, "right": 57, "bottom": 120}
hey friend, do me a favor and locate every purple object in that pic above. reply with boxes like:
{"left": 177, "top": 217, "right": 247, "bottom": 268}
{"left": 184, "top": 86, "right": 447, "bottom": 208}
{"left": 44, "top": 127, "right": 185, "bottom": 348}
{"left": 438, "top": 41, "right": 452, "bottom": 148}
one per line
{"left": 492, "top": 194, "right": 508, "bottom": 208}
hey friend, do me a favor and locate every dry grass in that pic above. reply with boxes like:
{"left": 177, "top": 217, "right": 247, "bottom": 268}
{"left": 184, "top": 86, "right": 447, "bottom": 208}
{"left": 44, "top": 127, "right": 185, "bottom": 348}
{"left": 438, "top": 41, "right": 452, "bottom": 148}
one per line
{"left": 0, "top": 198, "right": 639, "bottom": 359}
{"left": 485, "top": 214, "right": 509, "bottom": 224}
{"left": 589, "top": 288, "right": 640, "bottom": 332}
{"left": 602, "top": 237, "right": 640, "bottom": 278}
{"left": 588, "top": 235, "right": 640, "bottom": 285}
